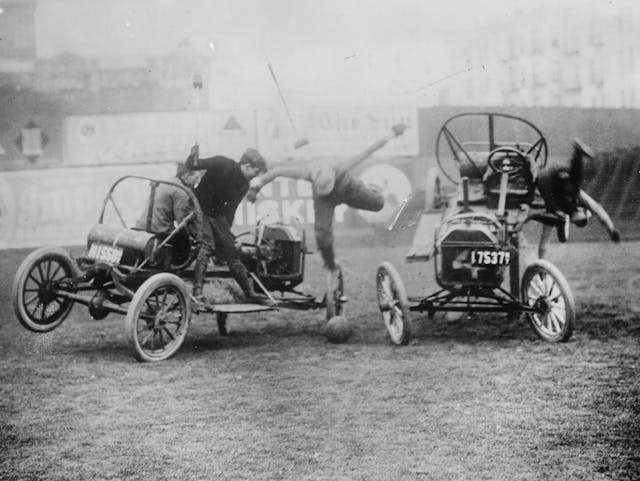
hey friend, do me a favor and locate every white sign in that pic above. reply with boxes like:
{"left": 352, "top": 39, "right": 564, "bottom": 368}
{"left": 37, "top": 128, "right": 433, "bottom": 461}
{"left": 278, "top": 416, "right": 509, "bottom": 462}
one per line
{"left": 257, "top": 107, "right": 419, "bottom": 160}
{"left": 0, "top": 163, "right": 175, "bottom": 249}
{"left": 64, "top": 111, "right": 257, "bottom": 166}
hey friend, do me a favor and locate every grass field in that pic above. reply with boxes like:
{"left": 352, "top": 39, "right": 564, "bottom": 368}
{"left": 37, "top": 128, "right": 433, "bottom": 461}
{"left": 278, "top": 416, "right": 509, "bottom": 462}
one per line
{"left": 1, "top": 234, "right": 639, "bottom": 481}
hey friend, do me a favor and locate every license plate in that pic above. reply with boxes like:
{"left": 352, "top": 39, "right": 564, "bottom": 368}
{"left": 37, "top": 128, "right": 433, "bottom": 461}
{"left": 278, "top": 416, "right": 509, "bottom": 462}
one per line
{"left": 87, "top": 243, "right": 123, "bottom": 265}
{"left": 470, "top": 249, "right": 511, "bottom": 266}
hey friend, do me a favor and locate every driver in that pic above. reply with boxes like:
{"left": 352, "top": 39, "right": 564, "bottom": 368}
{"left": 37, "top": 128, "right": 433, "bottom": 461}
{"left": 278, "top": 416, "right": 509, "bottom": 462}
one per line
{"left": 186, "top": 145, "right": 272, "bottom": 306}
{"left": 246, "top": 123, "right": 407, "bottom": 280}
{"left": 135, "top": 162, "right": 200, "bottom": 233}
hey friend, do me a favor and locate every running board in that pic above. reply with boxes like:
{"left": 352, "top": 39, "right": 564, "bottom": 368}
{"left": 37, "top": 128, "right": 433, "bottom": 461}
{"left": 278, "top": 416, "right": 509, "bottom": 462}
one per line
{"left": 200, "top": 303, "right": 277, "bottom": 314}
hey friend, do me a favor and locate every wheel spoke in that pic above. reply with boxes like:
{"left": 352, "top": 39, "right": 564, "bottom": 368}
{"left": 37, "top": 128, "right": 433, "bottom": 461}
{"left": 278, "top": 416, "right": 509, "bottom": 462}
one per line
{"left": 549, "top": 311, "right": 562, "bottom": 333}
{"left": 157, "top": 328, "right": 165, "bottom": 348}
{"left": 161, "top": 289, "right": 168, "bottom": 311}
{"left": 24, "top": 293, "right": 39, "bottom": 306}
{"left": 45, "top": 260, "right": 52, "bottom": 281}
{"left": 543, "top": 273, "right": 555, "bottom": 297}
{"left": 162, "top": 326, "right": 175, "bottom": 341}
{"left": 36, "top": 263, "right": 45, "bottom": 284}
{"left": 50, "top": 264, "right": 63, "bottom": 280}
{"left": 149, "top": 330, "right": 156, "bottom": 351}
{"left": 529, "top": 275, "right": 545, "bottom": 297}
{"left": 153, "top": 291, "right": 161, "bottom": 310}
{"left": 551, "top": 298, "right": 567, "bottom": 317}
{"left": 28, "top": 272, "right": 42, "bottom": 287}
{"left": 144, "top": 298, "right": 157, "bottom": 314}
{"left": 548, "top": 283, "right": 562, "bottom": 302}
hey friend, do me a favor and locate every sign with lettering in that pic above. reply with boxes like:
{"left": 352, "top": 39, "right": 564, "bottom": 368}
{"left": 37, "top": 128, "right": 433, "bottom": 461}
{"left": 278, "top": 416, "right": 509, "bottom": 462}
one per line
{"left": 64, "top": 111, "right": 256, "bottom": 166}
{"left": 256, "top": 107, "right": 418, "bottom": 160}
{"left": 0, "top": 164, "right": 175, "bottom": 249}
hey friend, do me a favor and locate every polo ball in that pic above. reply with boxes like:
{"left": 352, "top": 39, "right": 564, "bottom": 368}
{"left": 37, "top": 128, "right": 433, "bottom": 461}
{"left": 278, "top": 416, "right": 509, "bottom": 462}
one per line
{"left": 325, "top": 316, "right": 352, "bottom": 343}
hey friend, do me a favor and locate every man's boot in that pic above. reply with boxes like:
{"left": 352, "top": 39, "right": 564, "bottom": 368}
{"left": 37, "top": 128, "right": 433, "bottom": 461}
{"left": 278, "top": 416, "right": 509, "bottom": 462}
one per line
{"left": 227, "top": 258, "right": 275, "bottom": 306}
{"left": 192, "top": 249, "right": 209, "bottom": 304}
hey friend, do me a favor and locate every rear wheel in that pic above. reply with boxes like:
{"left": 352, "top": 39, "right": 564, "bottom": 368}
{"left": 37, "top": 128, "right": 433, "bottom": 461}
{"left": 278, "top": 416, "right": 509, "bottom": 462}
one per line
{"left": 521, "top": 259, "right": 575, "bottom": 342}
{"left": 376, "top": 262, "right": 412, "bottom": 345}
{"left": 13, "top": 247, "right": 78, "bottom": 333}
{"left": 325, "top": 266, "right": 345, "bottom": 321}
{"left": 125, "top": 273, "right": 191, "bottom": 362}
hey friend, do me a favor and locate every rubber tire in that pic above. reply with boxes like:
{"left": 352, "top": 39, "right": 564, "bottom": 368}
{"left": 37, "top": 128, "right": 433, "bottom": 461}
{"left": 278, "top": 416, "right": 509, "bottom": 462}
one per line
{"left": 521, "top": 259, "right": 575, "bottom": 342}
{"left": 325, "top": 266, "right": 345, "bottom": 321}
{"left": 376, "top": 261, "right": 412, "bottom": 345}
{"left": 125, "top": 273, "right": 191, "bottom": 362}
{"left": 13, "top": 246, "right": 79, "bottom": 333}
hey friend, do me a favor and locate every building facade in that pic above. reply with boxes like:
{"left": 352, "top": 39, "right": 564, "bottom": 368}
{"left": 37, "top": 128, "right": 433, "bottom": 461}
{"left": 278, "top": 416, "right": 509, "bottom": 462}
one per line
{"left": 440, "top": 1, "right": 640, "bottom": 108}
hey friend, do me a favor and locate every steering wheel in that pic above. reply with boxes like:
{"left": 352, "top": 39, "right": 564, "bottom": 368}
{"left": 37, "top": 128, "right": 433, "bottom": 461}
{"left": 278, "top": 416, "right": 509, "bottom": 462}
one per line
{"left": 487, "top": 147, "right": 529, "bottom": 176}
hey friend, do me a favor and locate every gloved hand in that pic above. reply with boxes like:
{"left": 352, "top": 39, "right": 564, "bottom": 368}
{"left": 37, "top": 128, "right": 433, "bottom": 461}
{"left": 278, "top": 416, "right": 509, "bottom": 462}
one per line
{"left": 249, "top": 177, "right": 263, "bottom": 190}
{"left": 246, "top": 186, "right": 260, "bottom": 203}
{"left": 392, "top": 123, "right": 407, "bottom": 137}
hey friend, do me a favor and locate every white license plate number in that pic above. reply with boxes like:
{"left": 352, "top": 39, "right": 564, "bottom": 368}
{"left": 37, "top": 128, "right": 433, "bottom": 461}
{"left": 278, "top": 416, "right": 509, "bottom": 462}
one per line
{"left": 87, "top": 243, "right": 123, "bottom": 264}
{"left": 470, "top": 250, "right": 511, "bottom": 266}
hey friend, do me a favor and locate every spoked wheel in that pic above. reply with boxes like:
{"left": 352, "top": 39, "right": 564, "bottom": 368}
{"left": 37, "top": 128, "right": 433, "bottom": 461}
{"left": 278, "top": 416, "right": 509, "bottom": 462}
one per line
{"left": 521, "top": 259, "right": 575, "bottom": 342}
{"left": 125, "top": 273, "right": 191, "bottom": 362}
{"left": 376, "top": 262, "right": 411, "bottom": 345}
{"left": 13, "top": 247, "right": 78, "bottom": 333}
{"left": 325, "top": 266, "right": 345, "bottom": 321}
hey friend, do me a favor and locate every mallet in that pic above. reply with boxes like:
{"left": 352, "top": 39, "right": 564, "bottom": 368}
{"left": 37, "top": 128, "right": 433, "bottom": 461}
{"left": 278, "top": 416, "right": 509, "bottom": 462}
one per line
{"left": 192, "top": 73, "right": 203, "bottom": 144}
{"left": 267, "top": 63, "right": 309, "bottom": 150}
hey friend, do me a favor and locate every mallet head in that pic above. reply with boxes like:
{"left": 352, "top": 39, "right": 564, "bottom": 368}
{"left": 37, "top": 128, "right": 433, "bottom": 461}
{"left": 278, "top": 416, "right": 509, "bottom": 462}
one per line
{"left": 293, "top": 137, "right": 310, "bottom": 150}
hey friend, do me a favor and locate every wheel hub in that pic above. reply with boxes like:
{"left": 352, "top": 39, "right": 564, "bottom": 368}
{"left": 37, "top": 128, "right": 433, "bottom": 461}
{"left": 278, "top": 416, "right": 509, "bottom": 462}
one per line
{"left": 533, "top": 297, "right": 551, "bottom": 314}
{"left": 38, "top": 282, "right": 57, "bottom": 304}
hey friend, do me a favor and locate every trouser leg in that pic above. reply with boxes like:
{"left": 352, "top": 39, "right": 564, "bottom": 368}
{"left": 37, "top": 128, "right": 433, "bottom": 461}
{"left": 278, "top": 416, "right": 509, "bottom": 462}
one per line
{"left": 313, "top": 196, "right": 337, "bottom": 270}
{"left": 209, "top": 215, "right": 257, "bottom": 298}
{"left": 193, "top": 216, "right": 216, "bottom": 297}
{"left": 334, "top": 172, "right": 384, "bottom": 212}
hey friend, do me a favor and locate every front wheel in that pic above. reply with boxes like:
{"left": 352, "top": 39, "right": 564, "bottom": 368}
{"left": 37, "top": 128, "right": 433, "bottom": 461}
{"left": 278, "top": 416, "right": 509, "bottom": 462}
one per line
{"left": 376, "top": 262, "right": 412, "bottom": 345}
{"left": 125, "top": 273, "right": 191, "bottom": 362}
{"left": 13, "top": 247, "right": 79, "bottom": 333}
{"left": 521, "top": 259, "right": 575, "bottom": 342}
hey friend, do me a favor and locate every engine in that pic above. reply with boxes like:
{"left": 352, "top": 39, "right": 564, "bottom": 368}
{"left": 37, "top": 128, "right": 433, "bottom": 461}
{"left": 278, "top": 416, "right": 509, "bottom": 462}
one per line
{"left": 240, "top": 221, "right": 306, "bottom": 291}
{"left": 435, "top": 213, "right": 511, "bottom": 290}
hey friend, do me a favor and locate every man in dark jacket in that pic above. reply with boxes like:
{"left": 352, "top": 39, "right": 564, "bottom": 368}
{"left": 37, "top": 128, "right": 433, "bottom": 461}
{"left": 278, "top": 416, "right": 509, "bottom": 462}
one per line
{"left": 186, "top": 145, "right": 269, "bottom": 304}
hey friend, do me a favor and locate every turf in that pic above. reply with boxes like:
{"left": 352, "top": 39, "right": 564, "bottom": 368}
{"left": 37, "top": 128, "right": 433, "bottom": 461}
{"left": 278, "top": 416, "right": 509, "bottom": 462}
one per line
{"left": 1, "top": 234, "right": 639, "bottom": 481}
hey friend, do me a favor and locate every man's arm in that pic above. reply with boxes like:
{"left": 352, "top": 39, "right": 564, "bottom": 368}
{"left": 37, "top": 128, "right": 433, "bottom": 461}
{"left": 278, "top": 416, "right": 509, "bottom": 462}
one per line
{"left": 338, "top": 123, "right": 407, "bottom": 174}
{"left": 251, "top": 163, "right": 314, "bottom": 189}
{"left": 172, "top": 189, "right": 193, "bottom": 226}
{"left": 185, "top": 144, "right": 232, "bottom": 171}
{"left": 246, "top": 163, "right": 314, "bottom": 203}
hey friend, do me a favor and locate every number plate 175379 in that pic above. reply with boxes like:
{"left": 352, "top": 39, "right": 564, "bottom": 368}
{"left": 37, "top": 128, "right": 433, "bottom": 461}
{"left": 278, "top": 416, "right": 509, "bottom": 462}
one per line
{"left": 470, "top": 250, "right": 511, "bottom": 266}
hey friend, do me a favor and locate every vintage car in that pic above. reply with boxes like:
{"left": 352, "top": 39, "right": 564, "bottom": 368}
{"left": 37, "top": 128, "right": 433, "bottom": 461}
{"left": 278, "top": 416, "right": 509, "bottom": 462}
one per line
{"left": 377, "top": 113, "right": 575, "bottom": 345}
{"left": 13, "top": 175, "right": 346, "bottom": 362}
